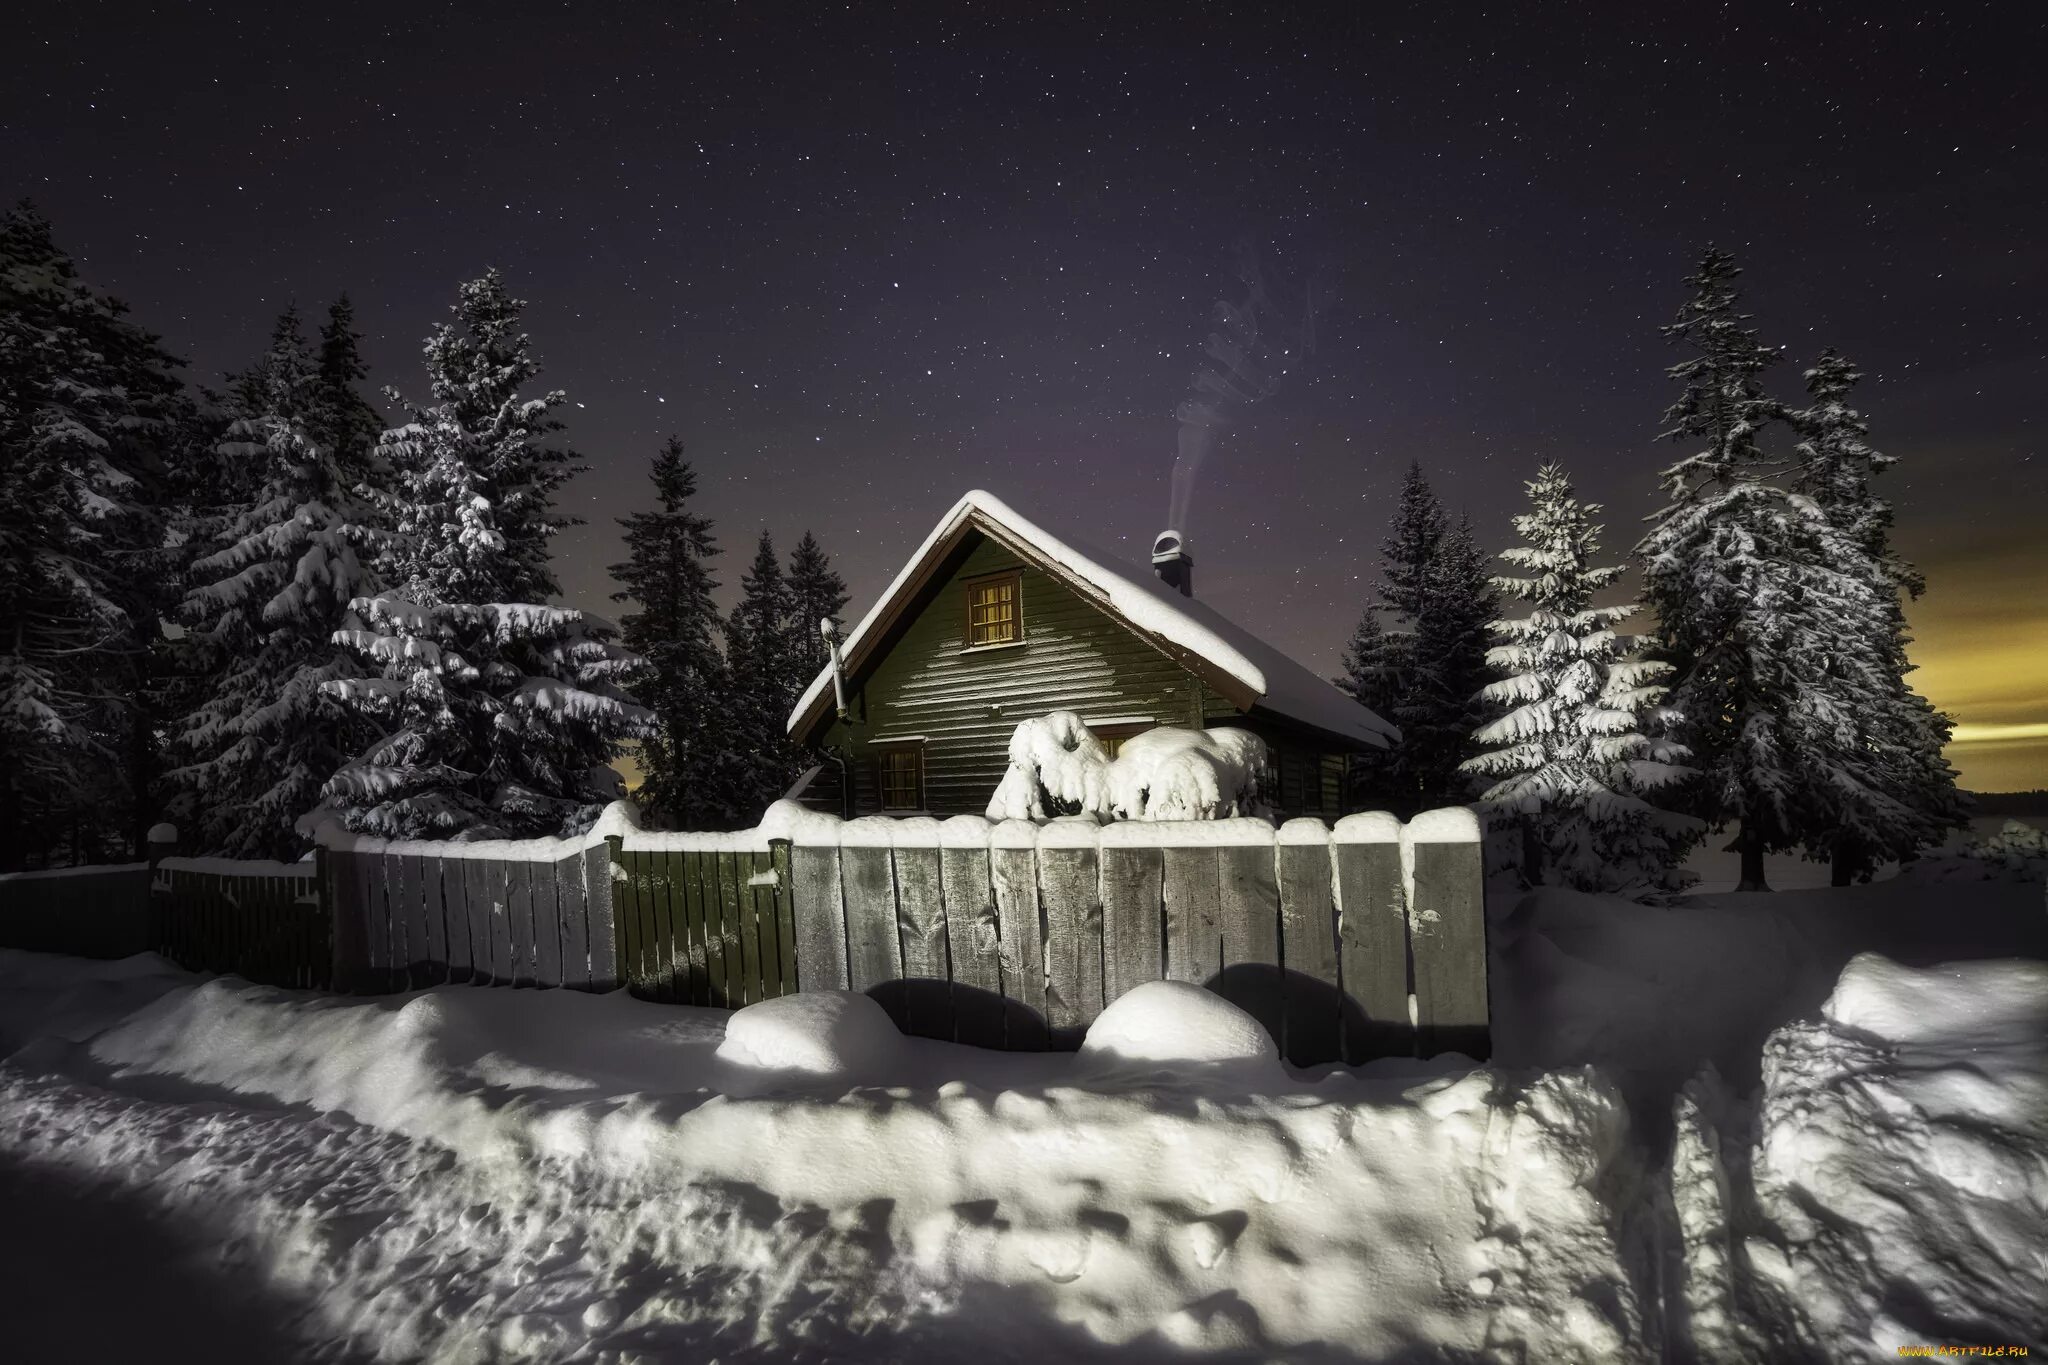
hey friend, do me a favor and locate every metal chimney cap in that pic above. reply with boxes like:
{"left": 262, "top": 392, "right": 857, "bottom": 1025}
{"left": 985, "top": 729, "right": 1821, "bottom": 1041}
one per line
{"left": 1151, "top": 529, "right": 1191, "bottom": 562}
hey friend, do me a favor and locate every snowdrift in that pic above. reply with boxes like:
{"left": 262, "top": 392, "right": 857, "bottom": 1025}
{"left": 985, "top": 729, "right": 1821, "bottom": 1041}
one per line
{"left": 0, "top": 950, "right": 1649, "bottom": 1361}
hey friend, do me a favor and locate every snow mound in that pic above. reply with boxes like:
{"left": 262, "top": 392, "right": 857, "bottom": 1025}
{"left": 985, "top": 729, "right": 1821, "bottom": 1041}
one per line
{"left": 1748, "top": 953, "right": 2048, "bottom": 1356}
{"left": 715, "top": 991, "right": 901, "bottom": 1077}
{"left": 1080, "top": 981, "right": 1279, "bottom": 1069}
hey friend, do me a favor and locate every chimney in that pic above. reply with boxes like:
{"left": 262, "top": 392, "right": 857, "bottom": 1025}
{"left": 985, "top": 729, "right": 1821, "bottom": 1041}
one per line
{"left": 1151, "top": 530, "right": 1194, "bottom": 598}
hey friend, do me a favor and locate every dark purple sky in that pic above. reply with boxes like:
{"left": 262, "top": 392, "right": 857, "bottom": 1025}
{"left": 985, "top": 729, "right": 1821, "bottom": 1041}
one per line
{"left": 8, "top": 2, "right": 2044, "bottom": 787}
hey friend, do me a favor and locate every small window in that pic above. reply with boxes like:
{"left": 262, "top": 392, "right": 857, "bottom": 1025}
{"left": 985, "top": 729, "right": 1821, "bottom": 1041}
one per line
{"left": 1090, "top": 722, "right": 1154, "bottom": 759}
{"left": 965, "top": 571, "right": 1022, "bottom": 647}
{"left": 877, "top": 745, "right": 924, "bottom": 811}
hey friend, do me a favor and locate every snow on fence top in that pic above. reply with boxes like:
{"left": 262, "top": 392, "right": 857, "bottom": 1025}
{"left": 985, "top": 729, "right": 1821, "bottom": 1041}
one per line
{"left": 785, "top": 489, "right": 1398, "bottom": 750}
{"left": 157, "top": 856, "right": 316, "bottom": 879}
{"left": 0, "top": 862, "right": 147, "bottom": 882}
{"left": 301, "top": 797, "right": 1483, "bottom": 861}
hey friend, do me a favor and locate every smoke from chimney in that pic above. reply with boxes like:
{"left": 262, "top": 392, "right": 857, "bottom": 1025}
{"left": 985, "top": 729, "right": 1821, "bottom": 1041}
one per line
{"left": 1151, "top": 530, "right": 1194, "bottom": 597}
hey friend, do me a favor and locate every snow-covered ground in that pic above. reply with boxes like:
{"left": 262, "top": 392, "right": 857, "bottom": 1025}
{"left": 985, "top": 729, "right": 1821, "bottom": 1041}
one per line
{"left": 1, "top": 865, "right": 2043, "bottom": 1362}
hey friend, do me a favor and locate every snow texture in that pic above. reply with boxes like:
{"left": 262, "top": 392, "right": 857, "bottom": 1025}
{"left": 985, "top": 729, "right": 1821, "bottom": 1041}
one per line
{"left": 155, "top": 856, "right": 316, "bottom": 879}
{"left": 0, "top": 862, "right": 146, "bottom": 882}
{"left": 788, "top": 490, "right": 1396, "bottom": 749}
{"left": 0, "top": 948, "right": 1649, "bottom": 1363}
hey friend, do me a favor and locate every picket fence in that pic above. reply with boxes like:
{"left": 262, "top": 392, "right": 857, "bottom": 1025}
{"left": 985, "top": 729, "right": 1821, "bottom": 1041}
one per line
{"left": 0, "top": 805, "right": 1488, "bottom": 1064}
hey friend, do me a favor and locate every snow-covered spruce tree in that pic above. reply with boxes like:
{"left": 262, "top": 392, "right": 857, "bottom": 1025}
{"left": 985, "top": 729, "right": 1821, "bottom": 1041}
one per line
{"left": 724, "top": 530, "right": 802, "bottom": 815}
{"left": 168, "top": 307, "right": 383, "bottom": 859}
{"left": 1788, "top": 350, "right": 1966, "bottom": 881}
{"left": 1462, "top": 464, "right": 1701, "bottom": 895}
{"left": 608, "top": 437, "right": 748, "bottom": 830}
{"left": 319, "top": 272, "right": 652, "bottom": 840}
{"left": 0, "top": 202, "right": 189, "bottom": 867}
{"left": 373, "top": 269, "right": 579, "bottom": 604}
{"left": 1636, "top": 248, "right": 1798, "bottom": 891}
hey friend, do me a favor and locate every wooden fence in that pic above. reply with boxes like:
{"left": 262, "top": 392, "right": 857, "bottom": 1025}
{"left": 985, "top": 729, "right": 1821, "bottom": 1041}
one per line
{"left": 322, "top": 840, "right": 617, "bottom": 993}
{"left": 783, "top": 811, "right": 1487, "bottom": 1064}
{"left": 150, "top": 858, "right": 328, "bottom": 990}
{"left": 0, "top": 805, "right": 1487, "bottom": 1065}
{"left": 0, "top": 863, "right": 151, "bottom": 959}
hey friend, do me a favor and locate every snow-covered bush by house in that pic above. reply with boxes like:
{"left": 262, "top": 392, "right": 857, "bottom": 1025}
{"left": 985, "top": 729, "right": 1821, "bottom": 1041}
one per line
{"left": 318, "top": 597, "right": 655, "bottom": 840}
{"left": 984, "top": 711, "right": 1269, "bottom": 822}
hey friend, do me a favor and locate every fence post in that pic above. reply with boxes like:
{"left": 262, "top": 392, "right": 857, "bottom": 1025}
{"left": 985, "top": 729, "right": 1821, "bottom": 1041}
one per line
{"left": 1402, "top": 807, "right": 1489, "bottom": 1060}
{"left": 145, "top": 822, "right": 177, "bottom": 962}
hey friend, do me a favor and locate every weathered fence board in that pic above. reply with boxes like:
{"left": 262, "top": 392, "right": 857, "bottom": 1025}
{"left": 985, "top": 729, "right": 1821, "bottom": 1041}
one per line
{"left": 988, "top": 832, "right": 1047, "bottom": 1049}
{"left": 552, "top": 852, "right": 586, "bottom": 990}
{"left": 1215, "top": 841, "right": 1283, "bottom": 1046}
{"left": 1099, "top": 839, "right": 1163, "bottom": 1006}
{"left": 791, "top": 843, "right": 848, "bottom": 993}
{"left": 939, "top": 841, "right": 1003, "bottom": 1047}
{"left": 893, "top": 838, "right": 951, "bottom": 1039}
{"left": 1162, "top": 847, "right": 1224, "bottom": 987}
{"left": 1335, "top": 818, "right": 1408, "bottom": 1063}
{"left": 1038, "top": 832, "right": 1102, "bottom": 1044}
{"left": 840, "top": 838, "right": 902, "bottom": 1023}
{"left": 586, "top": 841, "right": 617, "bottom": 992}
{"left": 1277, "top": 828, "right": 1340, "bottom": 1065}
{"left": 1408, "top": 828, "right": 1488, "bottom": 1058}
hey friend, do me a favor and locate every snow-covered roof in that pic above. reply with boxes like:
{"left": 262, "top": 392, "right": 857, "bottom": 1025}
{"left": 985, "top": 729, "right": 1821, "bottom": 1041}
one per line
{"left": 789, "top": 489, "right": 1397, "bottom": 749}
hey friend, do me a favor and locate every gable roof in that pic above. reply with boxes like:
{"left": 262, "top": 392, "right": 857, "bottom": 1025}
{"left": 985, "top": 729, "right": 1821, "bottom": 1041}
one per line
{"left": 787, "top": 489, "right": 1399, "bottom": 750}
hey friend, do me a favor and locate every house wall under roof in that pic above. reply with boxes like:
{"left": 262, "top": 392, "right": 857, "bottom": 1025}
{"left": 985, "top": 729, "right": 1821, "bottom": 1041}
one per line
{"left": 797, "top": 535, "right": 1351, "bottom": 820}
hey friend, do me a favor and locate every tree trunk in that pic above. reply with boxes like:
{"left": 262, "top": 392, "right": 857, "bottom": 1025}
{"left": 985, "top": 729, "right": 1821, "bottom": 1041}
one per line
{"left": 1830, "top": 837, "right": 1867, "bottom": 888}
{"left": 1521, "top": 819, "right": 1544, "bottom": 887}
{"left": 1735, "top": 822, "right": 1771, "bottom": 893}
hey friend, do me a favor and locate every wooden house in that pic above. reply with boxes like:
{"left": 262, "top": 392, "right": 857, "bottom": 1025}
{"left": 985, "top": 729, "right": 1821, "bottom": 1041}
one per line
{"left": 785, "top": 490, "right": 1399, "bottom": 819}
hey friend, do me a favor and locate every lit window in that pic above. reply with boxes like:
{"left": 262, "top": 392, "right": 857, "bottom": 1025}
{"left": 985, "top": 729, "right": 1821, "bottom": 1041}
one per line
{"left": 1091, "top": 723, "right": 1154, "bottom": 759}
{"left": 879, "top": 746, "right": 923, "bottom": 811}
{"left": 966, "top": 572, "right": 1022, "bottom": 646}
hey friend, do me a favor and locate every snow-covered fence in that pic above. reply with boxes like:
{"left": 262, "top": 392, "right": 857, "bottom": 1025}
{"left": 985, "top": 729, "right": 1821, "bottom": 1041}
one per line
{"left": 780, "top": 808, "right": 1488, "bottom": 1065}
{"left": 150, "top": 857, "right": 328, "bottom": 990}
{"left": 318, "top": 834, "right": 619, "bottom": 994}
{"left": 0, "top": 862, "right": 151, "bottom": 959}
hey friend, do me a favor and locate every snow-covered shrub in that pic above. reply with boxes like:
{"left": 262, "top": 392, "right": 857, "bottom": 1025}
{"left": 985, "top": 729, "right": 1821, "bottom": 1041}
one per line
{"left": 1964, "top": 819, "right": 2048, "bottom": 873}
{"left": 984, "top": 711, "right": 1269, "bottom": 822}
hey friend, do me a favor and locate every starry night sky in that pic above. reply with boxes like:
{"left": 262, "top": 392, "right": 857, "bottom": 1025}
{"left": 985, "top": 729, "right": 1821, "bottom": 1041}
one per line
{"left": 8, "top": 2, "right": 2044, "bottom": 788}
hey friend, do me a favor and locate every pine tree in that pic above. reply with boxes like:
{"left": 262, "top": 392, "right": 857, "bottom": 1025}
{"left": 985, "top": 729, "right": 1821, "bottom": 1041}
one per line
{"left": 1787, "top": 351, "right": 1966, "bottom": 881}
{"left": 1636, "top": 248, "right": 1797, "bottom": 891}
{"left": 318, "top": 272, "right": 650, "bottom": 839}
{"left": 1407, "top": 513, "right": 1499, "bottom": 804}
{"left": 1337, "top": 464, "right": 1493, "bottom": 813}
{"left": 324, "top": 599, "right": 653, "bottom": 839}
{"left": 313, "top": 295, "right": 383, "bottom": 487}
{"left": 724, "top": 530, "right": 800, "bottom": 814}
{"left": 608, "top": 438, "right": 745, "bottom": 830}
{"left": 0, "top": 202, "right": 189, "bottom": 867}
{"left": 168, "top": 307, "right": 383, "bottom": 858}
{"left": 374, "top": 269, "right": 580, "bottom": 603}
{"left": 784, "top": 530, "right": 850, "bottom": 681}
{"left": 1463, "top": 464, "right": 1701, "bottom": 895}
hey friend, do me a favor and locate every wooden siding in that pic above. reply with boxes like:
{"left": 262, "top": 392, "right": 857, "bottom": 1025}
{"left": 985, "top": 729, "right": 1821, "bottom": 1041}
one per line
{"left": 824, "top": 536, "right": 1235, "bottom": 815}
